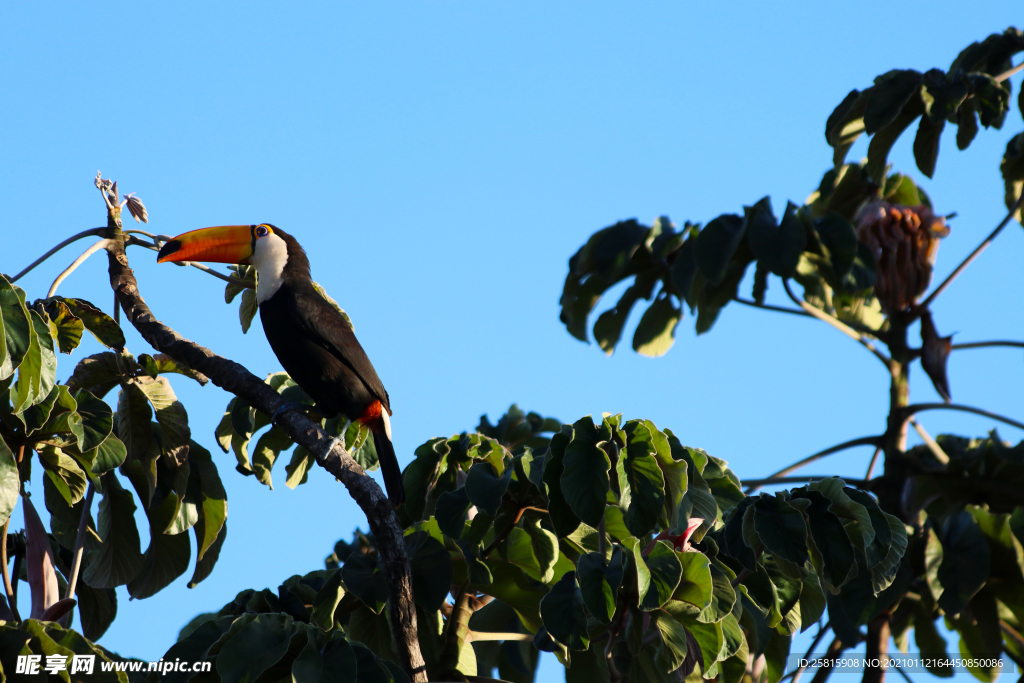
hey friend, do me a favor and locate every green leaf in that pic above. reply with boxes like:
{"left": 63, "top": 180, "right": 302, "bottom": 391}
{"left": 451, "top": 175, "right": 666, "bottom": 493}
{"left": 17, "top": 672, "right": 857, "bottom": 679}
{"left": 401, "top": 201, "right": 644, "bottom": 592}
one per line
{"left": 640, "top": 540, "right": 683, "bottom": 611}
{"left": 13, "top": 310, "right": 57, "bottom": 413}
{"left": 251, "top": 426, "right": 294, "bottom": 489}
{"left": 694, "top": 215, "right": 745, "bottom": 285}
{"left": 631, "top": 296, "right": 681, "bottom": 358}
{"left": 0, "top": 438, "right": 18, "bottom": 524}
{"left": 749, "top": 201, "right": 806, "bottom": 278}
{"left": 136, "top": 377, "right": 191, "bottom": 467}
{"left": 560, "top": 417, "right": 611, "bottom": 528}
{"left": 60, "top": 298, "right": 125, "bottom": 349}
{"left": 698, "top": 562, "right": 737, "bottom": 624}
{"left": 1001, "top": 133, "right": 1024, "bottom": 223}
{"left": 814, "top": 214, "right": 859, "bottom": 283}
{"left": 544, "top": 430, "right": 581, "bottom": 537}
{"left": 540, "top": 571, "right": 589, "bottom": 650}
{"left": 311, "top": 569, "right": 344, "bottom": 631}
{"left": 796, "top": 489, "right": 856, "bottom": 593}
{"left": 673, "top": 551, "right": 713, "bottom": 609}
{"left": 957, "top": 98, "right": 980, "bottom": 150}
{"left": 866, "top": 93, "right": 925, "bottom": 184}
{"left": 285, "top": 446, "right": 315, "bottom": 489}
{"left": 864, "top": 70, "right": 923, "bottom": 134}
{"left": 126, "top": 517, "right": 191, "bottom": 600}
{"left": 0, "top": 276, "right": 33, "bottom": 382}
{"left": 753, "top": 494, "right": 809, "bottom": 566}
{"left": 466, "top": 461, "right": 512, "bottom": 517}
{"left": 913, "top": 113, "right": 944, "bottom": 179}
{"left": 89, "top": 435, "right": 127, "bottom": 475}
{"left": 669, "top": 234, "right": 699, "bottom": 308}
{"left": 577, "top": 548, "right": 624, "bottom": 624}
{"left": 151, "top": 354, "right": 208, "bottom": 386}
{"left": 82, "top": 473, "right": 145, "bottom": 588}
{"left": 38, "top": 446, "right": 88, "bottom": 506}
{"left": 406, "top": 531, "right": 452, "bottom": 612}
{"left": 523, "top": 516, "right": 559, "bottom": 583}
{"left": 187, "top": 441, "right": 227, "bottom": 564}
{"left": 618, "top": 421, "right": 666, "bottom": 537}
{"left": 936, "top": 511, "right": 990, "bottom": 615}
{"left": 239, "top": 288, "right": 258, "bottom": 334}
{"left": 41, "top": 299, "right": 84, "bottom": 354}
{"left": 650, "top": 609, "right": 690, "bottom": 673}
{"left": 342, "top": 553, "right": 388, "bottom": 614}
{"left": 74, "top": 389, "right": 113, "bottom": 453}
{"left": 216, "top": 613, "right": 295, "bottom": 683}
{"left": 826, "top": 90, "right": 867, "bottom": 167}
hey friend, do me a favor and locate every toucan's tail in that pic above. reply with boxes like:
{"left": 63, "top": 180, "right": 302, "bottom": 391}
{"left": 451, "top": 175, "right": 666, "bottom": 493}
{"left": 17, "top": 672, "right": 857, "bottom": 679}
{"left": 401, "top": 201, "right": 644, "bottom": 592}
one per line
{"left": 370, "top": 423, "right": 404, "bottom": 505}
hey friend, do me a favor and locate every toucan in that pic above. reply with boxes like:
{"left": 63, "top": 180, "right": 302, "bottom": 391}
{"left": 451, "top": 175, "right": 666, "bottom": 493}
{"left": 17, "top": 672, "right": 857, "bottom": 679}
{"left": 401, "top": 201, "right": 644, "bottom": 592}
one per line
{"left": 156, "top": 224, "right": 404, "bottom": 504}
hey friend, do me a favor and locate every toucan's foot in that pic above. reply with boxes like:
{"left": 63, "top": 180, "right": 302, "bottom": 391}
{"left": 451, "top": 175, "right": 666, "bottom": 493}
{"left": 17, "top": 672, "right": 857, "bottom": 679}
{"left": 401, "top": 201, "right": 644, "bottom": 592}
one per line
{"left": 324, "top": 434, "right": 345, "bottom": 457}
{"left": 272, "top": 401, "right": 308, "bottom": 423}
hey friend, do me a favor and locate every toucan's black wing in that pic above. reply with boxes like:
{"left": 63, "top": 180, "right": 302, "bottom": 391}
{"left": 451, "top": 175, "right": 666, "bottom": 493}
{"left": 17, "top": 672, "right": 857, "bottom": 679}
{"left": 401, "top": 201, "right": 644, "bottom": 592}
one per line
{"left": 284, "top": 281, "right": 391, "bottom": 413}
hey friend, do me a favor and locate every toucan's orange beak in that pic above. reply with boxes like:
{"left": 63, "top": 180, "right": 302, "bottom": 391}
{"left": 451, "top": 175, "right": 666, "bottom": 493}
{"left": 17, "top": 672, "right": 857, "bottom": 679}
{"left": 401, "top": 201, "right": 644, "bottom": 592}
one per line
{"left": 157, "top": 225, "right": 254, "bottom": 264}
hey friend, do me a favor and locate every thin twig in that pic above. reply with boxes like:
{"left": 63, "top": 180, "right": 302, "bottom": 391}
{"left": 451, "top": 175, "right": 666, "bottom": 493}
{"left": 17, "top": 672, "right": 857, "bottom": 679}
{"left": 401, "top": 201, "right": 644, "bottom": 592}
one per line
{"left": 466, "top": 631, "right": 532, "bottom": 642}
{"left": 783, "top": 279, "right": 891, "bottom": 366}
{"left": 952, "top": 340, "right": 1024, "bottom": 351}
{"left": 909, "top": 418, "right": 949, "bottom": 465}
{"left": 1, "top": 514, "right": 21, "bottom": 622}
{"left": 732, "top": 297, "right": 812, "bottom": 318}
{"left": 995, "top": 60, "right": 1024, "bottom": 83}
{"left": 47, "top": 239, "right": 112, "bottom": 298}
{"left": 125, "top": 236, "right": 252, "bottom": 288}
{"left": 790, "top": 621, "right": 831, "bottom": 683}
{"left": 10, "top": 546, "right": 22, "bottom": 618}
{"left": 745, "top": 435, "right": 882, "bottom": 493}
{"left": 742, "top": 475, "right": 868, "bottom": 489}
{"left": 864, "top": 446, "right": 882, "bottom": 480}
{"left": 10, "top": 228, "right": 107, "bottom": 282}
{"left": 65, "top": 482, "right": 96, "bottom": 601}
{"left": 918, "top": 192, "right": 1024, "bottom": 312}
{"left": 904, "top": 403, "right": 1024, "bottom": 432}
{"left": 890, "top": 663, "right": 913, "bottom": 683}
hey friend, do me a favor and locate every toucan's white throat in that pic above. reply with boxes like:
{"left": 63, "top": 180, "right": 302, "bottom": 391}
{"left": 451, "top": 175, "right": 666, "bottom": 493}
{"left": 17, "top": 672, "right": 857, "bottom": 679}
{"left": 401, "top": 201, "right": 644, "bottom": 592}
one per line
{"left": 251, "top": 233, "right": 289, "bottom": 304}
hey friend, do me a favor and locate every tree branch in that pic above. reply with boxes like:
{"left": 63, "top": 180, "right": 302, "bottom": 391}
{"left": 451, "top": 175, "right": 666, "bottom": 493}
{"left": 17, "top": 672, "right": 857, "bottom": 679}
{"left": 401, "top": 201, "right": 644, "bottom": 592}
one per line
{"left": 952, "top": 340, "right": 1024, "bottom": 351}
{"left": 9, "top": 228, "right": 107, "bottom": 283}
{"left": 864, "top": 446, "right": 882, "bottom": 480}
{"left": 742, "top": 475, "right": 868, "bottom": 489}
{"left": 102, "top": 214, "right": 426, "bottom": 679}
{"left": 788, "top": 621, "right": 831, "bottom": 683}
{"left": 995, "top": 60, "right": 1024, "bottom": 83}
{"left": 903, "top": 403, "right": 1024, "bottom": 432}
{"left": 745, "top": 436, "right": 881, "bottom": 493}
{"left": 732, "top": 297, "right": 813, "bottom": 318}
{"left": 917, "top": 192, "right": 1024, "bottom": 312}
{"left": 64, "top": 482, "right": 95, "bottom": 601}
{"left": 47, "top": 240, "right": 113, "bottom": 298}
{"left": 908, "top": 418, "right": 949, "bottom": 465}
{"left": 783, "top": 280, "right": 891, "bottom": 367}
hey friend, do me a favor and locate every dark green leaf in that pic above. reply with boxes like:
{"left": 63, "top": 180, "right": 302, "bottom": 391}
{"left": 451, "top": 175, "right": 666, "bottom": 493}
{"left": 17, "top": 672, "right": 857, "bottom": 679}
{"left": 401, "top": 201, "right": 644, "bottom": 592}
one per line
{"left": 694, "top": 215, "right": 745, "bottom": 285}
{"left": 866, "top": 94, "right": 926, "bottom": 184}
{"left": 560, "top": 417, "right": 610, "bottom": 527}
{"left": 342, "top": 553, "right": 388, "bottom": 614}
{"left": 797, "top": 489, "right": 856, "bottom": 593}
{"left": 137, "top": 377, "right": 190, "bottom": 467}
{"left": 749, "top": 201, "right": 806, "bottom": 278}
{"left": 544, "top": 430, "right": 581, "bottom": 537}
{"left": 815, "top": 213, "right": 859, "bottom": 282}
{"left": 936, "top": 511, "right": 990, "bottom": 615}
{"left": 641, "top": 541, "right": 683, "bottom": 611}
{"left": 618, "top": 421, "right": 666, "bottom": 537}
{"left": 864, "top": 70, "right": 923, "bottom": 134}
{"left": 540, "top": 571, "right": 589, "bottom": 650}
{"left": 83, "top": 473, "right": 144, "bottom": 588}
{"left": 60, "top": 298, "right": 125, "bottom": 349}
{"left": 956, "top": 98, "right": 980, "bottom": 150}
{"left": 577, "top": 548, "right": 624, "bottom": 624}
{"left": 41, "top": 299, "right": 84, "bottom": 354}
{"left": 753, "top": 494, "right": 809, "bottom": 565}
{"left": 913, "top": 114, "right": 944, "bottom": 179}
{"left": 239, "top": 288, "right": 258, "bottom": 334}
{"left": 466, "top": 461, "right": 512, "bottom": 517}
{"left": 216, "top": 613, "right": 295, "bottom": 683}
{"left": 0, "top": 438, "right": 18, "bottom": 523}
{"left": 311, "top": 569, "right": 344, "bottom": 631}
{"left": 406, "top": 531, "right": 452, "bottom": 612}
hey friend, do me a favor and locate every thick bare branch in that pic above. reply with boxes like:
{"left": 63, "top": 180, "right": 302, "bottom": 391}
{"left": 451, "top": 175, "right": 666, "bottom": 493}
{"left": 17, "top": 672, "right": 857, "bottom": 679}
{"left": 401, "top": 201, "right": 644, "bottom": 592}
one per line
{"left": 10, "top": 228, "right": 107, "bottom": 282}
{"left": 918, "top": 193, "right": 1024, "bottom": 312}
{"left": 952, "top": 340, "right": 1024, "bottom": 351}
{"left": 903, "top": 402, "right": 1024, "bottom": 432}
{"left": 745, "top": 435, "right": 881, "bottom": 493}
{"left": 783, "top": 280, "right": 891, "bottom": 367}
{"left": 103, "top": 219, "right": 426, "bottom": 680}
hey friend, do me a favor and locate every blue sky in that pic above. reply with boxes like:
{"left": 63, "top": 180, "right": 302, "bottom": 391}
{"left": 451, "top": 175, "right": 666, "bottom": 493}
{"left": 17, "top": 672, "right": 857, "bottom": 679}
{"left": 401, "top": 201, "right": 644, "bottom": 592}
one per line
{"left": 1, "top": 2, "right": 1022, "bottom": 680}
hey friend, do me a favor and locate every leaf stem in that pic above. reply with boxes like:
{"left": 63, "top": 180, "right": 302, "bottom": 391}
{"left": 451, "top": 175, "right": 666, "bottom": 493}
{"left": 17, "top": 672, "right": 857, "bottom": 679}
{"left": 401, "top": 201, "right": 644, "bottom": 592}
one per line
{"left": 864, "top": 446, "right": 882, "bottom": 480}
{"left": 1, "top": 513, "right": 21, "bottom": 622}
{"left": 917, "top": 192, "right": 1024, "bottom": 312}
{"left": 745, "top": 436, "right": 882, "bottom": 493}
{"left": 952, "top": 340, "right": 1024, "bottom": 351}
{"left": 908, "top": 418, "right": 949, "bottom": 464}
{"left": 10, "top": 228, "right": 107, "bottom": 283}
{"left": 903, "top": 403, "right": 1024, "bottom": 432}
{"left": 742, "top": 475, "right": 868, "bottom": 489}
{"left": 732, "top": 296, "right": 812, "bottom": 318}
{"left": 46, "top": 239, "right": 113, "bottom": 298}
{"left": 783, "top": 279, "right": 891, "bottom": 367}
{"left": 65, "top": 482, "right": 96, "bottom": 602}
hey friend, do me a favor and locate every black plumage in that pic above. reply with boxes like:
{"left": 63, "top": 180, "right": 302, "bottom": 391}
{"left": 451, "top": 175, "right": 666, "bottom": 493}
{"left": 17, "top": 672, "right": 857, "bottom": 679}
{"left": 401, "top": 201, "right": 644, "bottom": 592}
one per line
{"left": 258, "top": 228, "right": 404, "bottom": 503}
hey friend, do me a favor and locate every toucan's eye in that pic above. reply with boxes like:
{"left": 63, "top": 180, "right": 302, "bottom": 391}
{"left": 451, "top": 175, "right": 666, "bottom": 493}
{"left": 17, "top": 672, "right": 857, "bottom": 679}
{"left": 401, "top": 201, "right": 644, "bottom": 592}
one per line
{"left": 255, "top": 225, "right": 269, "bottom": 237}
